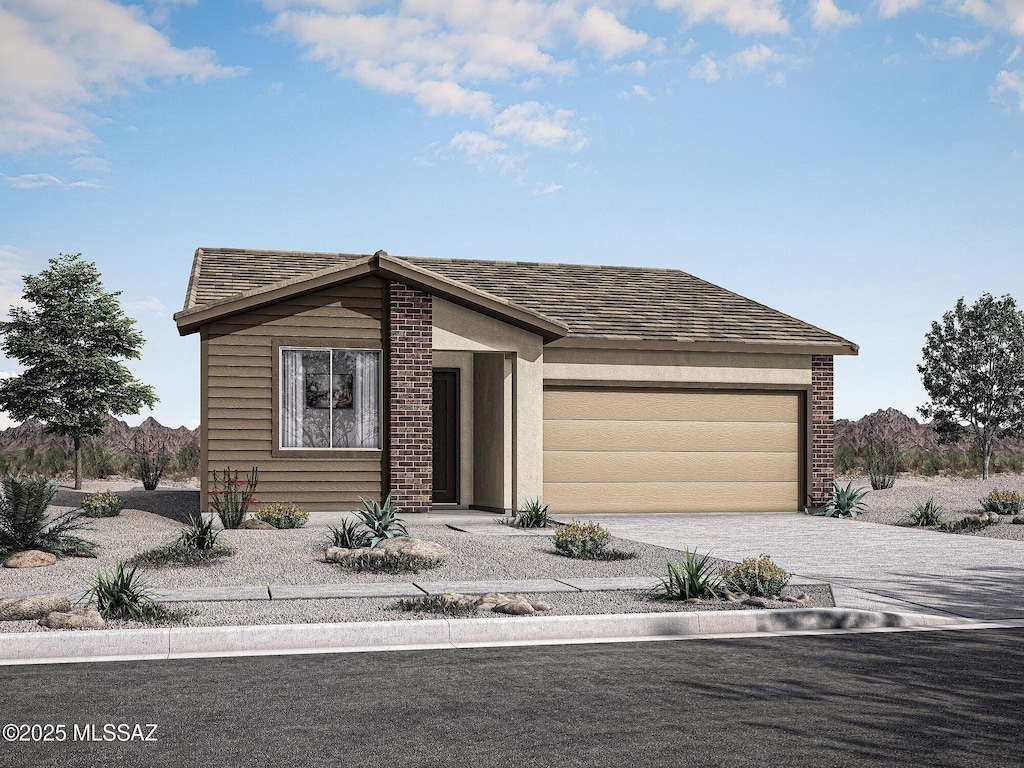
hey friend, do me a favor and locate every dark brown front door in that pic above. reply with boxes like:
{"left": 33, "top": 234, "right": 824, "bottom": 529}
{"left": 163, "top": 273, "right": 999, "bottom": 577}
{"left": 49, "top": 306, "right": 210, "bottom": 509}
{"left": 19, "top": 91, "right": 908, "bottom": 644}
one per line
{"left": 432, "top": 369, "right": 459, "bottom": 504}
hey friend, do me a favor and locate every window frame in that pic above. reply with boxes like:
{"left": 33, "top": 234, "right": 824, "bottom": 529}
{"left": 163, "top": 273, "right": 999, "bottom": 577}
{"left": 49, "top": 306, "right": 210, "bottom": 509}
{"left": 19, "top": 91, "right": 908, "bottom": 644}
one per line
{"left": 276, "top": 344, "right": 384, "bottom": 453}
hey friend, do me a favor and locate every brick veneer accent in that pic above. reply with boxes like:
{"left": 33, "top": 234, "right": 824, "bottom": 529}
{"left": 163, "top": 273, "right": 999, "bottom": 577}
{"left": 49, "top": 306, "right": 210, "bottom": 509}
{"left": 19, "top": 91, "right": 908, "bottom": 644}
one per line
{"left": 388, "top": 282, "right": 433, "bottom": 513}
{"left": 810, "top": 355, "right": 834, "bottom": 507}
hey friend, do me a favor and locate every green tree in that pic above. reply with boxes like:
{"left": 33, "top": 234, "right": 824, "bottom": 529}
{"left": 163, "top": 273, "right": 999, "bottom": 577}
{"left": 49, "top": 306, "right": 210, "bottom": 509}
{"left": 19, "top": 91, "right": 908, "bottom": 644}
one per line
{"left": 917, "top": 293, "right": 1024, "bottom": 479}
{"left": 0, "top": 254, "right": 158, "bottom": 489}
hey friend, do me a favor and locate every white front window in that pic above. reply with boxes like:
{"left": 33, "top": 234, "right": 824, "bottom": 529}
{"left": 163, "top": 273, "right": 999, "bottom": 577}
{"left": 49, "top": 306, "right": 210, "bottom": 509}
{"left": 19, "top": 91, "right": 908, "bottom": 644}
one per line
{"left": 280, "top": 348, "right": 381, "bottom": 449}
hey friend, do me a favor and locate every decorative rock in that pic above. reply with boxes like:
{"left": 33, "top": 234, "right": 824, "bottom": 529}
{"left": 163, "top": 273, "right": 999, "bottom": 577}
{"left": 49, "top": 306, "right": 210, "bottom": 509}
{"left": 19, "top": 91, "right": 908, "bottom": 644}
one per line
{"left": 530, "top": 600, "right": 552, "bottom": 612}
{"left": 375, "top": 537, "right": 452, "bottom": 559}
{"left": 474, "top": 592, "right": 510, "bottom": 610}
{"left": 492, "top": 599, "right": 535, "bottom": 616}
{"left": 3, "top": 550, "right": 57, "bottom": 568}
{"left": 0, "top": 593, "right": 72, "bottom": 621}
{"left": 685, "top": 598, "right": 702, "bottom": 604}
{"left": 238, "top": 518, "right": 275, "bottom": 530}
{"left": 742, "top": 597, "right": 770, "bottom": 608}
{"left": 39, "top": 607, "right": 105, "bottom": 630}
{"left": 779, "top": 595, "right": 809, "bottom": 604}
{"left": 1012, "top": 516, "right": 1024, "bottom": 525}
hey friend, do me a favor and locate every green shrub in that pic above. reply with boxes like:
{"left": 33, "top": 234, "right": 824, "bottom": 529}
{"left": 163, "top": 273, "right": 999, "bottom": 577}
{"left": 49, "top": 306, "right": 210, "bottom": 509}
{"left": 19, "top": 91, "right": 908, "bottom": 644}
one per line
{"left": 392, "top": 595, "right": 476, "bottom": 616}
{"left": 553, "top": 520, "right": 611, "bottom": 558}
{"left": 719, "top": 553, "right": 791, "bottom": 598}
{"left": 41, "top": 447, "right": 72, "bottom": 478}
{"left": 175, "top": 442, "right": 201, "bottom": 476}
{"left": 813, "top": 480, "right": 869, "bottom": 518}
{"left": 335, "top": 551, "right": 440, "bottom": 574}
{"left": 82, "top": 441, "right": 113, "bottom": 479}
{"left": 328, "top": 518, "right": 371, "bottom": 549}
{"left": 979, "top": 489, "right": 1021, "bottom": 515}
{"left": 0, "top": 473, "right": 96, "bottom": 557}
{"left": 255, "top": 502, "right": 309, "bottom": 529}
{"left": 648, "top": 551, "right": 726, "bottom": 601}
{"left": 834, "top": 444, "right": 861, "bottom": 474}
{"left": 905, "top": 498, "right": 945, "bottom": 527}
{"left": 82, "top": 561, "right": 178, "bottom": 621}
{"left": 511, "top": 498, "right": 551, "bottom": 529}
{"left": 208, "top": 466, "right": 260, "bottom": 529}
{"left": 80, "top": 490, "right": 122, "bottom": 518}
{"left": 355, "top": 495, "right": 408, "bottom": 547}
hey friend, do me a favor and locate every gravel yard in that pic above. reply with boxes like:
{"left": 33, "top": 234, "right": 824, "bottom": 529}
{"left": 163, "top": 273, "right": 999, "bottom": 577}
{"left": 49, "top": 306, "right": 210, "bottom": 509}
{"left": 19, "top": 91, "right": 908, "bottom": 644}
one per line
{"left": 837, "top": 472, "right": 1024, "bottom": 541}
{"left": 0, "top": 483, "right": 831, "bottom": 632}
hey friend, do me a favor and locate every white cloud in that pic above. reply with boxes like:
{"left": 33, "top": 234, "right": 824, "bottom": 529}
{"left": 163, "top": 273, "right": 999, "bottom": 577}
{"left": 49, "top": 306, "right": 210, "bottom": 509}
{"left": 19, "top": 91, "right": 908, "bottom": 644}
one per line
{"left": 0, "top": 0, "right": 244, "bottom": 153}
{"left": 883, "top": 52, "right": 904, "bottom": 64}
{"left": 122, "top": 296, "right": 168, "bottom": 318}
{"left": 917, "top": 33, "right": 992, "bottom": 57}
{"left": 450, "top": 130, "right": 507, "bottom": 157}
{"left": 656, "top": 0, "right": 790, "bottom": 35}
{"left": 617, "top": 84, "right": 653, "bottom": 99}
{"left": 946, "top": 1, "right": 1024, "bottom": 36}
{"left": 811, "top": 0, "right": 861, "bottom": 31}
{"left": 533, "top": 181, "right": 561, "bottom": 194}
{"left": 732, "top": 42, "right": 777, "bottom": 71}
{"left": 68, "top": 155, "right": 111, "bottom": 173}
{"left": 0, "top": 246, "right": 30, "bottom": 321}
{"left": 0, "top": 171, "right": 98, "bottom": 189}
{"left": 492, "top": 101, "right": 586, "bottom": 150}
{"left": 877, "top": 0, "right": 926, "bottom": 18}
{"left": 577, "top": 6, "right": 648, "bottom": 59}
{"left": 689, "top": 53, "right": 721, "bottom": 82}
{"left": 991, "top": 68, "right": 1024, "bottom": 108}
{"left": 1009, "top": 45, "right": 1022, "bottom": 63}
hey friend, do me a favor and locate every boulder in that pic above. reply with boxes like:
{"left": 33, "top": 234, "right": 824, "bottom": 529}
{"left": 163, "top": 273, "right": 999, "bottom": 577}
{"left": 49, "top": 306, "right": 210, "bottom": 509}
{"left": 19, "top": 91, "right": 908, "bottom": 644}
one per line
{"left": 39, "top": 608, "right": 105, "bottom": 630}
{"left": 474, "top": 592, "right": 510, "bottom": 611}
{"left": 530, "top": 600, "right": 553, "bottom": 612}
{"left": 238, "top": 518, "right": 275, "bottom": 530}
{"left": 1012, "top": 516, "right": 1024, "bottom": 525}
{"left": 742, "top": 597, "right": 770, "bottom": 608}
{"left": 493, "top": 599, "right": 535, "bottom": 616}
{"left": 0, "top": 593, "right": 72, "bottom": 621}
{"left": 685, "top": 598, "right": 702, "bottom": 604}
{"left": 375, "top": 537, "right": 451, "bottom": 559}
{"left": 325, "top": 546, "right": 386, "bottom": 563}
{"left": 3, "top": 550, "right": 57, "bottom": 569}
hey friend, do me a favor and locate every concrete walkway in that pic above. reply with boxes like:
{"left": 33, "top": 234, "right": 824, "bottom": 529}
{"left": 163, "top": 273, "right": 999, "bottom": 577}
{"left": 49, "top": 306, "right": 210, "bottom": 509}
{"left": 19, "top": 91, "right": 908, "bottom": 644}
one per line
{"left": 576, "top": 513, "right": 1024, "bottom": 621}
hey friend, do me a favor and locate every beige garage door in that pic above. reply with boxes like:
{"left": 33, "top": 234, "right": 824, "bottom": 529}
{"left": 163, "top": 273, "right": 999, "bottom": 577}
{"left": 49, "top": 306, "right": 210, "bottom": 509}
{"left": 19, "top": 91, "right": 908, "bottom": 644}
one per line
{"left": 543, "top": 388, "right": 802, "bottom": 513}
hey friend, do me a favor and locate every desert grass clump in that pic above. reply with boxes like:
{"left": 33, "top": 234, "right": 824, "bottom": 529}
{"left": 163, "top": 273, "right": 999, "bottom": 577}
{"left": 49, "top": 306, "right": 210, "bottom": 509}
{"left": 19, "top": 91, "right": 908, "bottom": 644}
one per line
{"left": 80, "top": 490, "right": 122, "bottom": 518}
{"left": 328, "top": 518, "right": 371, "bottom": 549}
{"left": 507, "top": 499, "right": 551, "bottom": 529}
{"left": 335, "top": 551, "right": 441, "bottom": 575}
{"left": 648, "top": 551, "right": 726, "bottom": 601}
{"left": 127, "top": 515, "right": 233, "bottom": 567}
{"left": 392, "top": 595, "right": 476, "bottom": 616}
{"left": 82, "top": 562, "right": 180, "bottom": 622}
{"left": 905, "top": 498, "right": 945, "bottom": 527}
{"left": 0, "top": 473, "right": 96, "bottom": 557}
{"left": 720, "top": 554, "right": 791, "bottom": 598}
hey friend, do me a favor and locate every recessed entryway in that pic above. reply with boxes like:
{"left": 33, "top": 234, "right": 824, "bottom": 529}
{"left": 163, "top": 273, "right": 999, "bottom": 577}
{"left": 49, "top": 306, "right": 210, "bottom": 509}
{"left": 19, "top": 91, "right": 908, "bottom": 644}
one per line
{"left": 432, "top": 369, "right": 459, "bottom": 504}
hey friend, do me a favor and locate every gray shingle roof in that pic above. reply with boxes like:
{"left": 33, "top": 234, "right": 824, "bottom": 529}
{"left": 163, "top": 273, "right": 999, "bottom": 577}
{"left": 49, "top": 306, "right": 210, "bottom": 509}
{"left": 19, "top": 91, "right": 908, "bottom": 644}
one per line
{"left": 181, "top": 248, "right": 856, "bottom": 352}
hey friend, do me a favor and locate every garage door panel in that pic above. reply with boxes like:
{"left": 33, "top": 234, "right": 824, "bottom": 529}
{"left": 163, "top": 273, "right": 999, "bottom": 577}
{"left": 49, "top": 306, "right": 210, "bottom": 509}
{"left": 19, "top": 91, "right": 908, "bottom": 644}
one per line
{"left": 544, "top": 419, "right": 798, "bottom": 453}
{"left": 542, "top": 482, "right": 799, "bottom": 514}
{"left": 544, "top": 390, "right": 799, "bottom": 423}
{"left": 544, "top": 451, "right": 799, "bottom": 483}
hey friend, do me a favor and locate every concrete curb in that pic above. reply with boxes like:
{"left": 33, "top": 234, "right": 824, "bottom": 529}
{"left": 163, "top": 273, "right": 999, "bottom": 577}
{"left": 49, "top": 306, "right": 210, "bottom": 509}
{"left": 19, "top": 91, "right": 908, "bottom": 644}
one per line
{"left": 0, "top": 608, "right": 982, "bottom": 666}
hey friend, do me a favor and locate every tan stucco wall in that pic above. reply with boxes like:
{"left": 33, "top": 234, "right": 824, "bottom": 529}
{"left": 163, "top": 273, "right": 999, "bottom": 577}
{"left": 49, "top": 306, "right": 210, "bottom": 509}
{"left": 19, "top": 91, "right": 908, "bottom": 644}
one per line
{"left": 432, "top": 350, "right": 474, "bottom": 506}
{"left": 542, "top": 347, "right": 812, "bottom": 385}
{"left": 472, "top": 353, "right": 511, "bottom": 509}
{"left": 433, "top": 297, "right": 544, "bottom": 509}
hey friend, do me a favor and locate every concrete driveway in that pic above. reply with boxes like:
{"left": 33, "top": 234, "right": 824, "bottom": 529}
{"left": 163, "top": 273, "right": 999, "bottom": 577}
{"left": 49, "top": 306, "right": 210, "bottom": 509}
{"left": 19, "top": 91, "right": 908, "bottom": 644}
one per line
{"left": 576, "top": 513, "right": 1024, "bottom": 621}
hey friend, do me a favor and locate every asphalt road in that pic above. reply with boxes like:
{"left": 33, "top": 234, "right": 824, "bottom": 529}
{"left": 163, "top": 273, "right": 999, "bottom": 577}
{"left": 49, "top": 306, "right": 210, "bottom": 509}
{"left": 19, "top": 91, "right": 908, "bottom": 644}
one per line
{"left": 1, "top": 628, "right": 1021, "bottom": 768}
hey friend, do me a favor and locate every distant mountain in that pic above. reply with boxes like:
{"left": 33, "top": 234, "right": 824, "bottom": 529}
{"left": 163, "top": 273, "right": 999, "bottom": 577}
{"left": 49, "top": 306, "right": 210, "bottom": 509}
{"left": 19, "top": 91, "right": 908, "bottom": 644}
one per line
{"left": 0, "top": 417, "right": 199, "bottom": 456}
{"left": 835, "top": 408, "right": 1024, "bottom": 455}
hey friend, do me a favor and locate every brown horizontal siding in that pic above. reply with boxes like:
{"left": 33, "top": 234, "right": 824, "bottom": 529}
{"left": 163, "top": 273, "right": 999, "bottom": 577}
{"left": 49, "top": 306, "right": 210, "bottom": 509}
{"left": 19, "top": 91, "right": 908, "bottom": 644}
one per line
{"left": 202, "top": 278, "right": 385, "bottom": 511}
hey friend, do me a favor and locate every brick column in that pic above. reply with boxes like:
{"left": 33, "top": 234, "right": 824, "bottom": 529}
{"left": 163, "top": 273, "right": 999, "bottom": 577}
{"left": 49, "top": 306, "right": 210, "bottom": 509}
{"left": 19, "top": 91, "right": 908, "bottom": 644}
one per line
{"left": 388, "top": 282, "right": 433, "bottom": 513}
{"left": 810, "top": 355, "right": 834, "bottom": 507}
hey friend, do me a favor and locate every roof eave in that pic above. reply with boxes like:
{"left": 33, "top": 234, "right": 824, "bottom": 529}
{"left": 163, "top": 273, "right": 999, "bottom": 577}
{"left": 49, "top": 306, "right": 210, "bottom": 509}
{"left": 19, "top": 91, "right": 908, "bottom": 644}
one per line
{"left": 545, "top": 336, "right": 859, "bottom": 355}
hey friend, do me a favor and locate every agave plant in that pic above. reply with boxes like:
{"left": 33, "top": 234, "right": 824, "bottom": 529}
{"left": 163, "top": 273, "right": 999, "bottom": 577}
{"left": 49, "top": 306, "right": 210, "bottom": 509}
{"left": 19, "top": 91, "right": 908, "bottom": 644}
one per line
{"left": 512, "top": 498, "right": 551, "bottom": 529}
{"left": 354, "top": 495, "right": 408, "bottom": 547}
{"left": 905, "top": 498, "right": 944, "bottom": 527}
{"left": 82, "top": 561, "right": 172, "bottom": 621}
{"left": 813, "top": 480, "right": 869, "bottom": 519}
{"left": 177, "top": 514, "right": 221, "bottom": 550}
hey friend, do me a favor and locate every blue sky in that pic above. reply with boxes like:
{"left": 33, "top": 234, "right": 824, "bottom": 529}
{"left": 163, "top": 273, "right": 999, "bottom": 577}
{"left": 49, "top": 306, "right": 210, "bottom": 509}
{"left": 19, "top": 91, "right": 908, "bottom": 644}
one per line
{"left": 1, "top": 0, "right": 1023, "bottom": 430}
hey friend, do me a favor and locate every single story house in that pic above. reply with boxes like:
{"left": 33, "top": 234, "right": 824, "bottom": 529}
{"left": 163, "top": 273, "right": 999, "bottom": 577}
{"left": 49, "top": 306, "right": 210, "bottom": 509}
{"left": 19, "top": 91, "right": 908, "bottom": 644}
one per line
{"left": 174, "top": 248, "right": 857, "bottom": 515}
